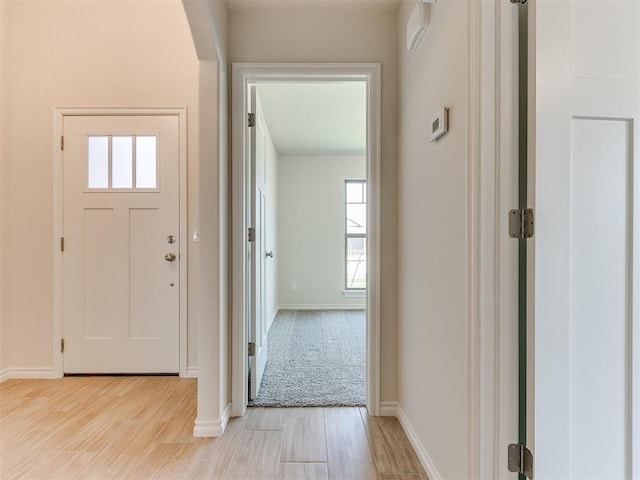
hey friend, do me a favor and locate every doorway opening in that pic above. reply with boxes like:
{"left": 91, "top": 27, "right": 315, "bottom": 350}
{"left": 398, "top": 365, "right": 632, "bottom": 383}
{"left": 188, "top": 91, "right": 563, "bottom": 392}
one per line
{"left": 248, "top": 82, "right": 367, "bottom": 407}
{"left": 231, "top": 64, "right": 381, "bottom": 417}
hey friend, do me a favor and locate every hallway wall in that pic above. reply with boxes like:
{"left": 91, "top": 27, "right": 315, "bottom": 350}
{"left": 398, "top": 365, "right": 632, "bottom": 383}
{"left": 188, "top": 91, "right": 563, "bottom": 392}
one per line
{"left": 396, "top": 1, "right": 471, "bottom": 478}
{"left": 229, "top": 4, "right": 399, "bottom": 404}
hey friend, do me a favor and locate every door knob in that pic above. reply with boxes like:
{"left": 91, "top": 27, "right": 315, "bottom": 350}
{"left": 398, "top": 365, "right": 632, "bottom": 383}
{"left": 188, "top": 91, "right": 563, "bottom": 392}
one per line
{"left": 165, "top": 253, "right": 177, "bottom": 262}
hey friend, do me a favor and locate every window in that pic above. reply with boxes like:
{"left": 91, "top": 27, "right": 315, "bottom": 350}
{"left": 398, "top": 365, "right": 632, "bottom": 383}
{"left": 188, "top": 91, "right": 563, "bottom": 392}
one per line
{"left": 87, "top": 135, "right": 157, "bottom": 190}
{"left": 345, "top": 180, "right": 366, "bottom": 290}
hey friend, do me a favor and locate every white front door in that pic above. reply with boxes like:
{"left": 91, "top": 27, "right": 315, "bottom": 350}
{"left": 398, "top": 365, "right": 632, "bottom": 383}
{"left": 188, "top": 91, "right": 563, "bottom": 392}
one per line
{"left": 532, "top": 0, "right": 639, "bottom": 477}
{"left": 249, "top": 87, "right": 268, "bottom": 399}
{"left": 62, "top": 115, "right": 180, "bottom": 374}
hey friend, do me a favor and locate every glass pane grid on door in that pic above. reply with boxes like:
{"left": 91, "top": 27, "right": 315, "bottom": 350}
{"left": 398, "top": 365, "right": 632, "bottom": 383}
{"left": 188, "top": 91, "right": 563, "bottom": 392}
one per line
{"left": 86, "top": 135, "right": 158, "bottom": 191}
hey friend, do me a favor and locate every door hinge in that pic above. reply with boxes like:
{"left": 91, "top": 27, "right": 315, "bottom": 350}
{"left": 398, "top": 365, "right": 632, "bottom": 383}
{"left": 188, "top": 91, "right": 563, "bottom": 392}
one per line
{"left": 61, "top": 338, "right": 65, "bottom": 354}
{"left": 248, "top": 113, "right": 256, "bottom": 128}
{"left": 60, "top": 136, "right": 64, "bottom": 151}
{"left": 60, "top": 237, "right": 65, "bottom": 252}
{"left": 508, "top": 443, "right": 533, "bottom": 479}
{"left": 248, "top": 342, "right": 256, "bottom": 356}
{"left": 509, "top": 208, "right": 534, "bottom": 239}
{"left": 248, "top": 227, "right": 255, "bottom": 242}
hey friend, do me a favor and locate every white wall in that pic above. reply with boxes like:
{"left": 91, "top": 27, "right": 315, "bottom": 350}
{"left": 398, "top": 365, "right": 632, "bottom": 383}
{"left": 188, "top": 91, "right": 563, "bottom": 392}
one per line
{"left": 1, "top": 0, "right": 200, "bottom": 374}
{"left": 397, "top": 1, "right": 470, "bottom": 478}
{"left": 277, "top": 155, "right": 366, "bottom": 309}
{"left": 229, "top": 5, "right": 398, "bottom": 403}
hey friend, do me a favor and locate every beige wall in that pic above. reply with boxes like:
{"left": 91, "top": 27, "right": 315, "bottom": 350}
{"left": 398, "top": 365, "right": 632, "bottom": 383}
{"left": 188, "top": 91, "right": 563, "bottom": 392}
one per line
{"left": 0, "top": 0, "right": 9, "bottom": 373}
{"left": 1, "top": 0, "right": 200, "bottom": 373}
{"left": 397, "top": 1, "right": 470, "bottom": 478}
{"left": 229, "top": 5, "right": 399, "bottom": 403}
{"left": 277, "top": 155, "right": 366, "bottom": 309}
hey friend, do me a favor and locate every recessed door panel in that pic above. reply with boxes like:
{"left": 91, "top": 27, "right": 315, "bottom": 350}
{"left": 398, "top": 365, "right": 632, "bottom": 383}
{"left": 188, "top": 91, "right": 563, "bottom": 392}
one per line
{"left": 569, "top": 118, "right": 631, "bottom": 478}
{"left": 129, "top": 208, "right": 161, "bottom": 340}
{"left": 83, "top": 208, "right": 117, "bottom": 339}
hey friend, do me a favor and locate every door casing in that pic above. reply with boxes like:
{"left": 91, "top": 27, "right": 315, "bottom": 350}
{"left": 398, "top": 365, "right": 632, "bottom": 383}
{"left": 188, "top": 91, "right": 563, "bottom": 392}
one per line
{"left": 231, "top": 63, "right": 382, "bottom": 417}
{"left": 52, "top": 107, "right": 188, "bottom": 378}
{"left": 473, "top": 1, "right": 520, "bottom": 477}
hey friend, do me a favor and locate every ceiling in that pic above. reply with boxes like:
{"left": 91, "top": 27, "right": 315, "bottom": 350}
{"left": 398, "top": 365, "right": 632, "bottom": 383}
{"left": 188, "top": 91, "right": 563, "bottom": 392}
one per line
{"left": 256, "top": 82, "right": 367, "bottom": 156}
{"left": 224, "top": 0, "right": 401, "bottom": 12}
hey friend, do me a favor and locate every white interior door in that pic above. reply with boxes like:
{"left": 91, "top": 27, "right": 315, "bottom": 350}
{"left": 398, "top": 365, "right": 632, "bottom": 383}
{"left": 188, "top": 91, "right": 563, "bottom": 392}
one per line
{"left": 249, "top": 88, "right": 268, "bottom": 399}
{"left": 63, "top": 115, "right": 180, "bottom": 373}
{"left": 532, "top": 0, "right": 639, "bottom": 477}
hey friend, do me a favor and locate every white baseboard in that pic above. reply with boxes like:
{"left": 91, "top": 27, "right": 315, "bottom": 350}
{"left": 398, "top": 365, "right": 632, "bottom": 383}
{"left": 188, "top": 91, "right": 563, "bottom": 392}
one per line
{"left": 193, "top": 402, "right": 231, "bottom": 438}
{"left": 185, "top": 367, "right": 198, "bottom": 378}
{"left": 0, "top": 367, "right": 57, "bottom": 382}
{"left": 278, "top": 304, "right": 366, "bottom": 311}
{"left": 379, "top": 401, "right": 399, "bottom": 416}
{"left": 397, "top": 404, "right": 442, "bottom": 480}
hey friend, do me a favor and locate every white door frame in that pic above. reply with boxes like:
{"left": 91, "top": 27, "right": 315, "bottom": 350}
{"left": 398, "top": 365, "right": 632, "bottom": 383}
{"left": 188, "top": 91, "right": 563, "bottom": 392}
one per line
{"left": 52, "top": 107, "right": 188, "bottom": 378}
{"left": 474, "top": 1, "right": 520, "bottom": 477}
{"left": 231, "top": 63, "right": 381, "bottom": 417}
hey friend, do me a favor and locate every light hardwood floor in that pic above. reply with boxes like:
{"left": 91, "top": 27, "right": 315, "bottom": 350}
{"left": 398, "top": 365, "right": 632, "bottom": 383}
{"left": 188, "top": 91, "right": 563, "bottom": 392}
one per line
{"left": 0, "top": 377, "right": 427, "bottom": 480}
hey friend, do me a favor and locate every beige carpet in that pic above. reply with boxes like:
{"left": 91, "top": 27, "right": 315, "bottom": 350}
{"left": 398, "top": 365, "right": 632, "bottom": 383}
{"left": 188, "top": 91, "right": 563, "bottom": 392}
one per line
{"left": 250, "top": 309, "right": 366, "bottom": 407}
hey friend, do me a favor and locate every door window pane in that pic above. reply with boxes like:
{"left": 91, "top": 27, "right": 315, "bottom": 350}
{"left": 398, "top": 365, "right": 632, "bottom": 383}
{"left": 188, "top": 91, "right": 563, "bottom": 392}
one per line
{"left": 86, "top": 135, "right": 157, "bottom": 190}
{"left": 136, "top": 136, "right": 157, "bottom": 188}
{"left": 112, "top": 136, "right": 133, "bottom": 188}
{"left": 87, "top": 136, "right": 109, "bottom": 188}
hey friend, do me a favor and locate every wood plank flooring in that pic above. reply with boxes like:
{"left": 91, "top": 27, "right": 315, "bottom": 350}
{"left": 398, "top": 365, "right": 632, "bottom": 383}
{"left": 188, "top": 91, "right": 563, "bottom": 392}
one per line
{"left": 0, "top": 377, "right": 427, "bottom": 479}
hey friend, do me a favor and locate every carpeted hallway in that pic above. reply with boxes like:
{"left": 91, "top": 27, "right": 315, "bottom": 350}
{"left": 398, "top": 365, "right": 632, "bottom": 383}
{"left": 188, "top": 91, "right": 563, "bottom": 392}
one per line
{"left": 250, "top": 309, "right": 366, "bottom": 407}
